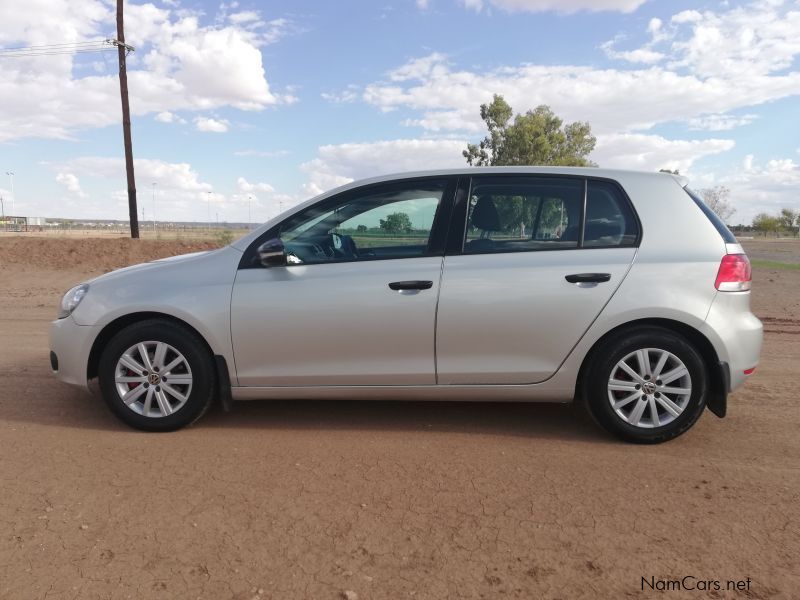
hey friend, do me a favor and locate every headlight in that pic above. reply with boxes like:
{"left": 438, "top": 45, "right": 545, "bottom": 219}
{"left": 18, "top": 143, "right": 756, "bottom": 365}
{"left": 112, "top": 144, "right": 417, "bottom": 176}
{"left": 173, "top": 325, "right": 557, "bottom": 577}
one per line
{"left": 58, "top": 284, "right": 89, "bottom": 319}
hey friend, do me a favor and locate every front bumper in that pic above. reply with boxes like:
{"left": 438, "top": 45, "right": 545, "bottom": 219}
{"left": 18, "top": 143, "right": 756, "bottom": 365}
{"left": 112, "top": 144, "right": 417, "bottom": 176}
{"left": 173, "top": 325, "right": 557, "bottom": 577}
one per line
{"left": 49, "top": 316, "right": 99, "bottom": 390}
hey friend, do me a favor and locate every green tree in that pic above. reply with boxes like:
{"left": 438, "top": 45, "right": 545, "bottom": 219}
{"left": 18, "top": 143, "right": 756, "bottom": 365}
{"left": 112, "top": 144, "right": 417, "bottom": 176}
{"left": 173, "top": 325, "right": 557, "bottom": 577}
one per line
{"left": 379, "top": 212, "right": 413, "bottom": 234}
{"left": 778, "top": 208, "right": 798, "bottom": 232}
{"left": 699, "top": 186, "right": 736, "bottom": 223}
{"left": 356, "top": 224, "right": 368, "bottom": 233}
{"left": 752, "top": 213, "right": 779, "bottom": 234}
{"left": 463, "top": 95, "right": 596, "bottom": 167}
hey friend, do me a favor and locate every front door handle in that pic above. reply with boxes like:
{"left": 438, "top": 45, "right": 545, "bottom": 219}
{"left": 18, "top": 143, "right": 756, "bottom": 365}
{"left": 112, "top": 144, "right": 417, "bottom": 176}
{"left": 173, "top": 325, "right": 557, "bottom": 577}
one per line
{"left": 388, "top": 280, "right": 433, "bottom": 291}
{"left": 565, "top": 273, "right": 611, "bottom": 284}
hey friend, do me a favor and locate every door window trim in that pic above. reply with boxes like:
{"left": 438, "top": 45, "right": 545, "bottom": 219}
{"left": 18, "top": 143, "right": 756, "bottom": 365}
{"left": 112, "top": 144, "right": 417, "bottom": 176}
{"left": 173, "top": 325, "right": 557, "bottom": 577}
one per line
{"left": 446, "top": 173, "right": 642, "bottom": 256}
{"left": 238, "top": 176, "right": 459, "bottom": 269}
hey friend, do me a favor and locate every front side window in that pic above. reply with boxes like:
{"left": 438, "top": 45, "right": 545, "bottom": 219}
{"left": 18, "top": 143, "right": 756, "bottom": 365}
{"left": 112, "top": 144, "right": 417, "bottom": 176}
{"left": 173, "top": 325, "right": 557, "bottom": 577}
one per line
{"left": 464, "top": 177, "right": 584, "bottom": 254}
{"left": 277, "top": 180, "right": 447, "bottom": 264}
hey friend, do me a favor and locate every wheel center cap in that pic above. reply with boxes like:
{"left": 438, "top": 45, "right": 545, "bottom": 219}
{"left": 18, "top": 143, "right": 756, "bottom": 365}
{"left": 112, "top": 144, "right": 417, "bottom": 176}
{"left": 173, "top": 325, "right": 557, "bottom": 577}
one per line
{"left": 643, "top": 381, "right": 656, "bottom": 395}
{"left": 148, "top": 373, "right": 161, "bottom": 385}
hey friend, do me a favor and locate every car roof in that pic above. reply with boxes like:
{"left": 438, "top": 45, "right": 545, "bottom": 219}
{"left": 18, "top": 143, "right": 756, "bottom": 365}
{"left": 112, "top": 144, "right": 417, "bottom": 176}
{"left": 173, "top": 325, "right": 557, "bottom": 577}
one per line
{"left": 334, "top": 166, "right": 688, "bottom": 188}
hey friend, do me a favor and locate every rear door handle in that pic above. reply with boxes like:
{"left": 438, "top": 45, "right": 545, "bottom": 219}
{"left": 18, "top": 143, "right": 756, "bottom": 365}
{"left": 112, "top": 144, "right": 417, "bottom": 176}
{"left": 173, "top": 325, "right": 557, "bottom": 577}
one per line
{"left": 388, "top": 280, "right": 433, "bottom": 291}
{"left": 565, "top": 273, "right": 611, "bottom": 284}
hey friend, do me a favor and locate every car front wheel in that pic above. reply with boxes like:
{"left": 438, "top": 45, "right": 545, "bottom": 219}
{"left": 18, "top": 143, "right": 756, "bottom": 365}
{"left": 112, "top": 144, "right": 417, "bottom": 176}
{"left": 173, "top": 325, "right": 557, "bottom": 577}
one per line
{"left": 98, "top": 319, "right": 216, "bottom": 431}
{"left": 584, "top": 326, "right": 707, "bottom": 443}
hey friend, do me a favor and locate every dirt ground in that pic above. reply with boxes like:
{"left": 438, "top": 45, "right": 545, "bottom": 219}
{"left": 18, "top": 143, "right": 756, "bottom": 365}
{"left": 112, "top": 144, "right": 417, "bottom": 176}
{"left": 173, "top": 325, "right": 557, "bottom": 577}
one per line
{"left": 0, "top": 237, "right": 798, "bottom": 599}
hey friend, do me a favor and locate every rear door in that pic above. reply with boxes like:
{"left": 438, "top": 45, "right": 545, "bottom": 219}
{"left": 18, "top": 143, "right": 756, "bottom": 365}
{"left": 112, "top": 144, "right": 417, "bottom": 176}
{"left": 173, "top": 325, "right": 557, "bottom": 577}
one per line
{"left": 435, "top": 175, "right": 640, "bottom": 384}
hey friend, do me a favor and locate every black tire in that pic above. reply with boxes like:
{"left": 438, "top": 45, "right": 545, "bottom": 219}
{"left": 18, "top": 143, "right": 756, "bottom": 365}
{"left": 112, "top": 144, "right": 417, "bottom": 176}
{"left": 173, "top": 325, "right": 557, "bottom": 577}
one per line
{"left": 583, "top": 326, "right": 707, "bottom": 444}
{"left": 98, "top": 319, "right": 216, "bottom": 431}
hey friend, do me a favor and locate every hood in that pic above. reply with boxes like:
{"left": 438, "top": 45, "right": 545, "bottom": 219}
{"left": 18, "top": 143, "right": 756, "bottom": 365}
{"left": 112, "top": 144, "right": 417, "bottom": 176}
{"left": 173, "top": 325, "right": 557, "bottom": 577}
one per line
{"left": 151, "top": 250, "right": 211, "bottom": 263}
{"left": 86, "top": 248, "right": 228, "bottom": 285}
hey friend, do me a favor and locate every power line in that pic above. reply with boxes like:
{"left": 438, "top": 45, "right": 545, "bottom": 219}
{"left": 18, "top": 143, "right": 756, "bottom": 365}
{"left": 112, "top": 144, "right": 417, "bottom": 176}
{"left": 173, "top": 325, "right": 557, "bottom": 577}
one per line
{"left": 0, "top": 39, "right": 124, "bottom": 58}
{"left": 0, "top": 49, "right": 116, "bottom": 58}
{"left": 1, "top": 40, "right": 110, "bottom": 50}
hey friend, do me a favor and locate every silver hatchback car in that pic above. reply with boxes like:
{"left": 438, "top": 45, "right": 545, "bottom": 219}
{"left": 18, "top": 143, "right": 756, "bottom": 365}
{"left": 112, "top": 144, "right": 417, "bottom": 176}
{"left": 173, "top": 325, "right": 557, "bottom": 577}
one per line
{"left": 50, "top": 167, "right": 762, "bottom": 442}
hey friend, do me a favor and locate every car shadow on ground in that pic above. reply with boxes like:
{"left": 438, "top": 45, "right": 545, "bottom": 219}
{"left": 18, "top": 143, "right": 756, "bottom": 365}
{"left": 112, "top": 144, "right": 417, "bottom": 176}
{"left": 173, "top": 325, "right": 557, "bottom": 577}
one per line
{"left": 4, "top": 359, "right": 612, "bottom": 444}
{"left": 202, "top": 399, "right": 610, "bottom": 443}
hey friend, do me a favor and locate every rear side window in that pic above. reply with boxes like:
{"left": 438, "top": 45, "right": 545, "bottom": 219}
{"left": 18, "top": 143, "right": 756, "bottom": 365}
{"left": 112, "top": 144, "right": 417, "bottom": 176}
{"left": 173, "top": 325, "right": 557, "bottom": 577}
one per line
{"left": 685, "top": 187, "right": 737, "bottom": 243}
{"left": 464, "top": 176, "right": 584, "bottom": 254}
{"left": 462, "top": 176, "right": 639, "bottom": 254}
{"left": 584, "top": 180, "right": 639, "bottom": 247}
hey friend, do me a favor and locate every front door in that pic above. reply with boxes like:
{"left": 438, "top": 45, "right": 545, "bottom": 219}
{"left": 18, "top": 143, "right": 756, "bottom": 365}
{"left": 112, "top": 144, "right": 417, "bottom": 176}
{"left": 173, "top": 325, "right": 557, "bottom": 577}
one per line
{"left": 231, "top": 177, "right": 455, "bottom": 386}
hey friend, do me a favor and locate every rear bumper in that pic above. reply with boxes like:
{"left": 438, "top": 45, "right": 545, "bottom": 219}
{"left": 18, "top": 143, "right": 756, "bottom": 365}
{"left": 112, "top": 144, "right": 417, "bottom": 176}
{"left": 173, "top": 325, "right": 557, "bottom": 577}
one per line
{"left": 49, "top": 317, "right": 97, "bottom": 390}
{"left": 701, "top": 291, "right": 763, "bottom": 392}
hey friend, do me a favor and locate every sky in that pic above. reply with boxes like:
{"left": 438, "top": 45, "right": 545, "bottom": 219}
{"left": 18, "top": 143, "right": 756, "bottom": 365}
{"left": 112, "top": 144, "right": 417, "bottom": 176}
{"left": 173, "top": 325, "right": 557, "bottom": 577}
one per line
{"left": 0, "top": 0, "right": 798, "bottom": 226}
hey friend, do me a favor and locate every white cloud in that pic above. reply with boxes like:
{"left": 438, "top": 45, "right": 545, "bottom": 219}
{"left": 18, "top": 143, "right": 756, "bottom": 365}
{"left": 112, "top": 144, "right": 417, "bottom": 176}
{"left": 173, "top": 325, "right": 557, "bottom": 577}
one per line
{"left": 155, "top": 111, "right": 175, "bottom": 123}
{"left": 321, "top": 85, "right": 360, "bottom": 103}
{"left": 460, "top": 0, "right": 645, "bottom": 13}
{"left": 300, "top": 139, "right": 467, "bottom": 196}
{"left": 154, "top": 111, "right": 187, "bottom": 124}
{"left": 362, "top": 56, "right": 799, "bottom": 136}
{"left": 42, "top": 156, "right": 221, "bottom": 221}
{"left": 713, "top": 155, "right": 800, "bottom": 224}
{"left": 62, "top": 157, "right": 212, "bottom": 192}
{"left": 593, "top": 134, "right": 735, "bottom": 173}
{"left": 416, "top": 0, "right": 430, "bottom": 9}
{"left": 389, "top": 53, "right": 449, "bottom": 82}
{"left": 236, "top": 177, "right": 275, "bottom": 193}
{"left": 601, "top": 33, "right": 664, "bottom": 64}
{"left": 55, "top": 172, "right": 86, "bottom": 197}
{"left": 194, "top": 117, "right": 230, "bottom": 133}
{"left": 0, "top": 1, "right": 297, "bottom": 142}
{"left": 687, "top": 114, "right": 758, "bottom": 131}
{"left": 233, "top": 149, "right": 291, "bottom": 158}
{"left": 229, "top": 11, "right": 261, "bottom": 25}
{"left": 601, "top": 44, "right": 665, "bottom": 64}
{"left": 357, "top": 3, "right": 800, "bottom": 140}
{"left": 666, "top": 4, "right": 800, "bottom": 78}
{"left": 49, "top": 156, "right": 299, "bottom": 222}
{"left": 460, "top": 0, "right": 484, "bottom": 10}
{"left": 671, "top": 10, "right": 703, "bottom": 25}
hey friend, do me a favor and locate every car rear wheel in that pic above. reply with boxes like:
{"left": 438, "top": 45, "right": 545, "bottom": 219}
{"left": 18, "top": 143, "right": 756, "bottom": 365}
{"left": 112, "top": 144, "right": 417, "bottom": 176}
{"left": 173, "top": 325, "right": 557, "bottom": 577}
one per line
{"left": 98, "top": 319, "right": 216, "bottom": 431}
{"left": 584, "top": 326, "right": 707, "bottom": 443}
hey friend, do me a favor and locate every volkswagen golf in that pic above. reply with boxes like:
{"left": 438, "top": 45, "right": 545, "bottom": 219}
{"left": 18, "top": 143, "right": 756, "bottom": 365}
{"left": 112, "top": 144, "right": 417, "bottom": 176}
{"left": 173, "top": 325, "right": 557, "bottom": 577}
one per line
{"left": 50, "top": 167, "right": 762, "bottom": 443}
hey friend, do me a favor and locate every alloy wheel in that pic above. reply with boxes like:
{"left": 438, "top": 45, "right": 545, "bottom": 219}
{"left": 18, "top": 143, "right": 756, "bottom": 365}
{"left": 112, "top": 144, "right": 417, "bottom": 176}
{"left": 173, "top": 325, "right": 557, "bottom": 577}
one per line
{"left": 607, "top": 347, "right": 692, "bottom": 429}
{"left": 114, "top": 341, "right": 193, "bottom": 418}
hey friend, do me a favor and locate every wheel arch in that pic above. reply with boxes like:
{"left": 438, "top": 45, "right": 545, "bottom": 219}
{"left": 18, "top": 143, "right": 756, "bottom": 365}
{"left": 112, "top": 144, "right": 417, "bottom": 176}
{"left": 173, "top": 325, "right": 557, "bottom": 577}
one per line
{"left": 87, "top": 311, "right": 215, "bottom": 381}
{"left": 575, "top": 317, "right": 728, "bottom": 418}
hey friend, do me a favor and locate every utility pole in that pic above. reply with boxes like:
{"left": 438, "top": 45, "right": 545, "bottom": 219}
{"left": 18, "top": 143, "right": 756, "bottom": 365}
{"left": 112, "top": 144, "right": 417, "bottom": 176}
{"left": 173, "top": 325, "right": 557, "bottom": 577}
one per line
{"left": 248, "top": 195, "right": 252, "bottom": 228}
{"left": 114, "top": 0, "right": 138, "bottom": 239}
{"left": 152, "top": 182, "right": 156, "bottom": 232}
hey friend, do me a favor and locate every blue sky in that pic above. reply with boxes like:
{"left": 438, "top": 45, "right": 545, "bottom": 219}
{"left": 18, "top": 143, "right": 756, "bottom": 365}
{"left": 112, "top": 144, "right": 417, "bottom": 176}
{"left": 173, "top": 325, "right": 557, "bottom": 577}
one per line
{"left": 1, "top": 0, "right": 799, "bottom": 225}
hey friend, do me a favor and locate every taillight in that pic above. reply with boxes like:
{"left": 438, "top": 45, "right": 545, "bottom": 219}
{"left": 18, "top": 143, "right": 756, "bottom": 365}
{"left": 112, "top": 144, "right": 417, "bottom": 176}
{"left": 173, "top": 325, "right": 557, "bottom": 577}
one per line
{"left": 715, "top": 254, "right": 752, "bottom": 291}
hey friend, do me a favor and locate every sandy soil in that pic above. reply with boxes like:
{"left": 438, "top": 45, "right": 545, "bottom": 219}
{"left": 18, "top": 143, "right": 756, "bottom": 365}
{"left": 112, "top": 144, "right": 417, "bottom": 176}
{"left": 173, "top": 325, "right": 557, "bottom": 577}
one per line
{"left": 0, "top": 238, "right": 798, "bottom": 599}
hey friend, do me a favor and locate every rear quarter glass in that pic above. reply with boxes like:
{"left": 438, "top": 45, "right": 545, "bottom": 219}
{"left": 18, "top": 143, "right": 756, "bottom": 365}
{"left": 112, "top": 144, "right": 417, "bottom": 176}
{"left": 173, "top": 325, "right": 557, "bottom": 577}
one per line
{"left": 685, "top": 187, "right": 737, "bottom": 244}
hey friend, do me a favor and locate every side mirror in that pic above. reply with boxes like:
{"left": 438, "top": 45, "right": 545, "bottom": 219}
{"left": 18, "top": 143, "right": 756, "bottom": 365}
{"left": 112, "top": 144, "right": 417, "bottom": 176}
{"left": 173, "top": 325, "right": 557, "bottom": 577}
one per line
{"left": 257, "top": 238, "right": 287, "bottom": 268}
